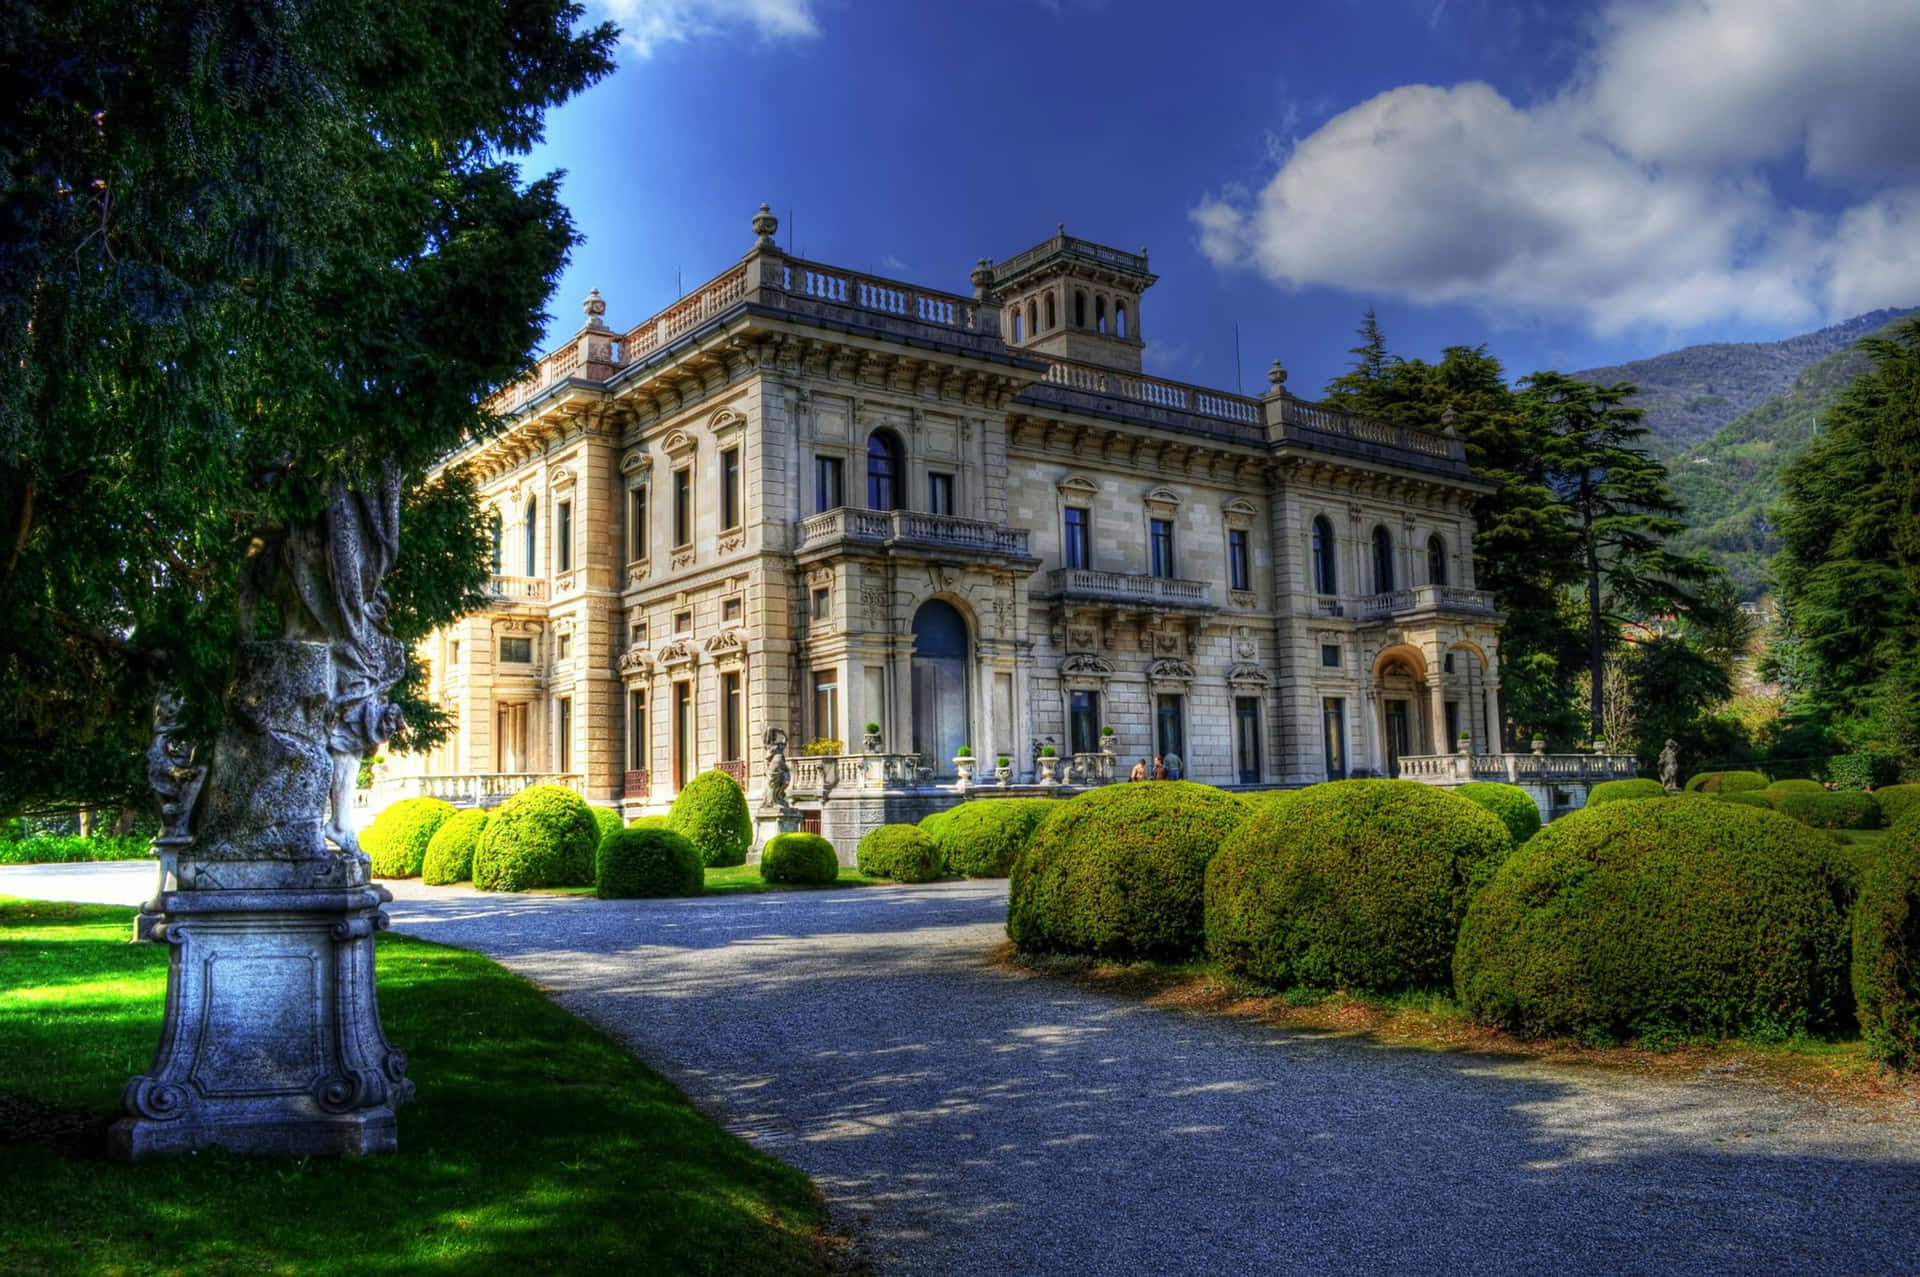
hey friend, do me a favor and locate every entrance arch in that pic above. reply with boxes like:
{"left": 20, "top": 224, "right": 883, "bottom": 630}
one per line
{"left": 1371, "top": 645, "right": 1430, "bottom": 778}
{"left": 911, "top": 599, "right": 971, "bottom": 778}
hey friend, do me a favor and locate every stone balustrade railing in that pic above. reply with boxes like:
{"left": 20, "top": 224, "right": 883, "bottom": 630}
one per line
{"left": 1354, "top": 584, "right": 1498, "bottom": 620}
{"left": 1038, "top": 358, "right": 1261, "bottom": 427}
{"left": 1047, "top": 567, "right": 1210, "bottom": 608}
{"left": 620, "top": 264, "right": 750, "bottom": 364}
{"left": 1397, "top": 753, "right": 1638, "bottom": 784}
{"left": 1277, "top": 398, "right": 1458, "bottom": 460}
{"left": 365, "top": 772, "right": 584, "bottom": 809}
{"left": 781, "top": 260, "right": 983, "bottom": 334}
{"left": 797, "top": 507, "right": 1032, "bottom": 558}
{"left": 489, "top": 575, "right": 547, "bottom": 602}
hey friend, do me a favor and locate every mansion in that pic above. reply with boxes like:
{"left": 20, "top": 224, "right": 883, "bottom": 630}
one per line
{"left": 391, "top": 207, "right": 1523, "bottom": 846}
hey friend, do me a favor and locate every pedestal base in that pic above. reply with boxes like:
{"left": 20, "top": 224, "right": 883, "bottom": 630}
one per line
{"left": 110, "top": 873, "right": 413, "bottom": 1161}
{"left": 753, "top": 807, "right": 805, "bottom": 855}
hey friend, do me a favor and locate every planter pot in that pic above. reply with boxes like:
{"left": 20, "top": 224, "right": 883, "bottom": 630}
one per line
{"left": 953, "top": 757, "right": 975, "bottom": 789}
{"left": 862, "top": 732, "right": 882, "bottom": 753}
{"left": 994, "top": 765, "right": 1011, "bottom": 787}
{"left": 1037, "top": 756, "right": 1058, "bottom": 785}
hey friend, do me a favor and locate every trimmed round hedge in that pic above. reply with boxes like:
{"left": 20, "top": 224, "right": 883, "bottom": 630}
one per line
{"left": 857, "top": 824, "right": 944, "bottom": 882}
{"left": 596, "top": 825, "right": 704, "bottom": 899}
{"left": 627, "top": 813, "right": 672, "bottom": 830}
{"left": 362, "top": 797, "right": 456, "bottom": 879}
{"left": 1873, "top": 783, "right": 1920, "bottom": 827}
{"left": 422, "top": 808, "right": 489, "bottom": 885}
{"left": 1852, "top": 822, "right": 1920, "bottom": 1068}
{"left": 471, "top": 784, "right": 600, "bottom": 891}
{"left": 669, "top": 770, "right": 753, "bottom": 868}
{"left": 760, "top": 832, "right": 840, "bottom": 885}
{"left": 1779, "top": 789, "right": 1882, "bottom": 830}
{"left": 1715, "top": 791, "right": 1774, "bottom": 809}
{"left": 1454, "top": 782, "right": 1541, "bottom": 847}
{"left": 591, "top": 805, "right": 624, "bottom": 847}
{"left": 1007, "top": 781, "right": 1249, "bottom": 960}
{"left": 931, "top": 798, "right": 1056, "bottom": 878}
{"left": 1454, "top": 796, "right": 1851, "bottom": 1042}
{"left": 1684, "top": 769, "right": 1768, "bottom": 795}
{"left": 1587, "top": 778, "right": 1668, "bottom": 806}
{"left": 1764, "top": 778, "right": 1825, "bottom": 807}
{"left": 1205, "top": 780, "right": 1513, "bottom": 992}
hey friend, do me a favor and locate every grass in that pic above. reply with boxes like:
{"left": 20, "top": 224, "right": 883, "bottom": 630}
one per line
{"left": 0, "top": 898, "right": 830, "bottom": 1276}
{"left": 700, "top": 863, "right": 883, "bottom": 895}
{"left": 0, "top": 835, "right": 151, "bottom": 865}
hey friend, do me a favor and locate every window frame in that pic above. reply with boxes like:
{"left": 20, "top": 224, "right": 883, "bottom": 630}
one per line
{"left": 1227, "top": 527, "right": 1250, "bottom": 592}
{"left": 1149, "top": 517, "right": 1176, "bottom": 579}
{"left": 1063, "top": 506, "right": 1090, "bottom": 571}
{"left": 720, "top": 446, "right": 741, "bottom": 531}
{"left": 672, "top": 466, "right": 692, "bottom": 547}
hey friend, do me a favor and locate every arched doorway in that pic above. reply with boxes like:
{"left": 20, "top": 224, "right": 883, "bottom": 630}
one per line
{"left": 911, "top": 599, "right": 971, "bottom": 778}
{"left": 1372, "top": 645, "right": 1430, "bottom": 778}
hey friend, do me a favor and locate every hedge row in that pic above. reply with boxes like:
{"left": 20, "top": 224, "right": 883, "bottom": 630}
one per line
{"left": 0, "top": 835, "right": 152, "bottom": 865}
{"left": 1684, "top": 770, "right": 1768, "bottom": 795}
{"left": 857, "top": 824, "right": 943, "bottom": 882}
{"left": 1853, "top": 822, "right": 1920, "bottom": 1067}
{"left": 926, "top": 798, "right": 1056, "bottom": 878}
{"left": 362, "top": 797, "right": 456, "bottom": 879}
{"left": 1779, "top": 790, "right": 1882, "bottom": 830}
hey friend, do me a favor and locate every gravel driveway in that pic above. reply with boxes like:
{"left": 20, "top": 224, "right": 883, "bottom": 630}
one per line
{"left": 375, "top": 878, "right": 1920, "bottom": 1276}
{"left": 10, "top": 864, "right": 1919, "bottom": 1274}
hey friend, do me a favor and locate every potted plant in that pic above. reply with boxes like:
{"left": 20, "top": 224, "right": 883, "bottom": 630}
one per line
{"left": 1099, "top": 724, "right": 1116, "bottom": 753}
{"left": 1037, "top": 744, "right": 1059, "bottom": 785}
{"left": 1457, "top": 730, "right": 1473, "bottom": 756}
{"left": 863, "top": 721, "right": 882, "bottom": 753}
{"left": 995, "top": 755, "right": 1012, "bottom": 786}
{"left": 953, "top": 745, "right": 975, "bottom": 789}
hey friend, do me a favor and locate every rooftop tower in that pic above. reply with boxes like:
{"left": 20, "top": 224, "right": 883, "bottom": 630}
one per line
{"left": 989, "top": 225, "right": 1157, "bottom": 374}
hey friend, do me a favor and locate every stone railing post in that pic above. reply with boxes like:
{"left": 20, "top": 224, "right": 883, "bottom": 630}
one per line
{"left": 743, "top": 204, "right": 787, "bottom": 302}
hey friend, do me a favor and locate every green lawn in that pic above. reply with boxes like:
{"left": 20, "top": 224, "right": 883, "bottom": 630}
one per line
{"left": 0, "top": 899, "right": 828, "bottom": 1276}
{"left": 700, "top": 863, "right": 883, "bottom": 894}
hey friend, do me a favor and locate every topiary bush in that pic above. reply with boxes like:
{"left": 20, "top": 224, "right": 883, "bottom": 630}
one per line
{"left": 1007, "top": 781, "right": 1249, "bottom": 960}
{"left": 590, "top": 805, "right": 624, "bottom": 848}
{"left": 1852, "top": 822, "right": 1920, "bottom": 1069}
{"left": 1829, "top": 752, "right": 1900, "bottom": 791}
{"left": 1716, "top": 791, "right": 1775, "bottom": 809}
{"left": 361, "top": 797, "right": 457, "bottom": 879}
{"left": 1454, "top": 796, "right": 1852, "bottom": 1043}
{"left": 627, "top": 813, "right": 672, "bottom": 830}
{"left": 931, "top": 798, "right": 1056, "bottom": 878}
{"left": 668, "top": 770, "right": 753, "bottom": 868}
{"left": 471, "top": 784, "right": 600, "bottom": 891}
{"left": 857, "top": 824, "right": 944, "bottom": 882}
{"left": 422, "top": 808, "right": 489, "bottom": 885}
{"left": 1778, "top": 789, "right": 1882, "bottom": 830}
{"left": 1454, "top": 782, "right": 1541, "bottom": 847}
{"left": 760, "top": 832, "right": 840, "bottom": 886}
{"left": 918, "top": 806, "right": 960, "bottom": 848}
{"left": 1764, "top": 778, "right": 1826, "bottom": 807}
{"left": 1683, "top": 770, "right": 1768, "bottom": 795}
{"left": 595, "top": 825, "right": 704, "bottom": 899}
{"left": 1205, "top": 780, "right": 1513, "bottom": 993}
{"left": 1874, "top": 784, "right": 1920, "bottom": 828}
{"left": 1587, "top": 778, "right": 1668, "bottom": 806}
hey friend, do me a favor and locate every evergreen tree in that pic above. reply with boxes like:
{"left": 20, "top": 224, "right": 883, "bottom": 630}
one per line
{"left": 1774, "top": 317, "right": 1920, "bottom": 766}
{"left": 0, "top": 0, "right": 617, "bottom": 817}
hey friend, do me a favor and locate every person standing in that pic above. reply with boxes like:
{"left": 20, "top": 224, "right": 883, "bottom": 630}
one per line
{"left": 1152, "top": 756, "right": 1165, "bottom": 780}
{"left": 1129, "top": 758, "right": 1148, "bottom": 782}
{"left": 1163, "top": 750, "right": 1183, "bottom": 782}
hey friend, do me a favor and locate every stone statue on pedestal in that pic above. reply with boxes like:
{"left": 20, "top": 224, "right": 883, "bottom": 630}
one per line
{"left": 1659, "top": 738, "right": 1681, "bottom": 791}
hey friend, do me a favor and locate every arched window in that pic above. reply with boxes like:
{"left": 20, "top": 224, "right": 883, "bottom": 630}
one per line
{"left": 1011, "top": 310, "right": 1023, "bottom": 342}
{"left": 1026, "top": 299, "right": 1038, "bottom": 339}
{"left": 524, "top": 497, "right": 537, "bottom": 577}
{"left": 1074, "top": 290, "right": 1087, "bottom": 328}
{"left": 867, "top": 429, "right": 902, "bottom": 511}
{"left": 1116, "top": 303, "right": 1127, "bottom": 338}
{"left": 1045, "top": 293, "right": 1056, "bottom": 330}
{"left": 1428, "top": 534, "right": 1448, "bottom": 586}
{"left": 1095, "top": 296, "right": 1107, "bottom": 334}
{"left": 1372, "top": 525, "right": 1395, "bottom": 594}
{"left": 1312, "top": 516, "right": 1337, "bottom": 595}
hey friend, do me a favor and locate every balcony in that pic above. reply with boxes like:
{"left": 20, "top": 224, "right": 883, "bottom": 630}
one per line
{"left": 488, "top": 575, "right": 548, "bottom": 603}
{"left": 1045, "top": 568, "right": 1211, "bottom": 611}
{"left": 796, "top": 507, "right": 1036, "bottom": 564}
{"left": 1354, "top": 584, "right": 1497, "bottom": 622}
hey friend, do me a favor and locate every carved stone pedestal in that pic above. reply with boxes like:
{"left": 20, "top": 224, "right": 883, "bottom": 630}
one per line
{"left": 111, "top": 860, "right": 413, "bottom": 1160}
{"left": 753, "top": 805, "right": 804, "bottom": 855}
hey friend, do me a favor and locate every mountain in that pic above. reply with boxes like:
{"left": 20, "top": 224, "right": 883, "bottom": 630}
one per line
{"left": 1571, "top": 307, "right": 1915, "bottom": 456}
{"left": 1659, "top": 314, "right": 1912, "bottom": 597}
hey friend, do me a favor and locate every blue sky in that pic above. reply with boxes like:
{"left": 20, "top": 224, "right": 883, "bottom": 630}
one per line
{"left": 522, "top": 0, "right": 1920, "bottom": 397}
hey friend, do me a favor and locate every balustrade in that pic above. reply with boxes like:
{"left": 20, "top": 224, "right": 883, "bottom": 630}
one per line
{"left": 1048, "top": 567, "right": 1209, "bottom": 608}
{"left": 368, "top": 772, "right": 583, "bottom": 809}
{"left": 1037, "top": 358, "right": 1260, "bottom": 427}
{"left": 489, "top": 575, "right": 548, "bottom": 602}
{"left": 797, "top": 507, "right": 1031, "bottom": 557}
{"left": 1398, "top": 753, "right": 1638, "bottom": 784}
{"left": 782, "top": 260, "right": 980, "bottom": 335}
{"left": 1354, "top": 584, "right": 1496, "bottom": 620}
{"left": 1278, "top": 398, "right": 1456, "bottom": 459}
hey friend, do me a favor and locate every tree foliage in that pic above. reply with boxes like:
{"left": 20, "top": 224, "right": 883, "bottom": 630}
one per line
{"left": 0, "top": 0, "right": 617, "bottom": 816}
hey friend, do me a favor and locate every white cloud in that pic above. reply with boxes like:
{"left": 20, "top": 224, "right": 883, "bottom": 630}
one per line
{"left": 1193, "top": 0, "right": 1920, "bottom": 335}
{"left": 601, "top": 0, "right": 819, "bottom": 57}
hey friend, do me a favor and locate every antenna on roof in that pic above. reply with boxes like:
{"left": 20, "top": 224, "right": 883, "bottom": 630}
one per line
{"left": 788, "top": 209, "right": 794, "bottom": 255}
{"left": 676, "top": 266, "right": 682, "bottom": 298}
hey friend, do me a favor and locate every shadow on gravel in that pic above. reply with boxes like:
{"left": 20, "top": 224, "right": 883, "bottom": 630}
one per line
{"left": 385, "top": 880, "right": 1920, "bottom": 1274}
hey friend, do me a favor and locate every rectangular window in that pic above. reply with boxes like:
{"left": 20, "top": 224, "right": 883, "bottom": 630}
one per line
{"left": 673, "top": 467, "right": 692, "bottom": 546}
{"left": 813, "top": 669, "right": 839, "bottom": 744}
{"left": 630, "top": 619, "right": 648, "bottom": 647}
{"left": 1322, "top": 644, "right": 1342, "bottom": 668}
{"left": 1149, "top": 518, "right": 1175, "bottom": 579}
{"left": 1063, "top": 506, "right": 1090, "bottom": 571}
{"left": 1445, "top": 701, "right": 1461, "bottom": 753}
{"left": 928, "top": 472, "right": 954, "bottom": 515}
{"left": 1236, "top": 697, "right": 1262, "bottom": 784}
{"left": 673, "top": 682, "right": 693, "bottom": 790}
{"left": 449, "top": 639, "right": 460, "bottom": 665}
{"left": 1069, "top": 690, "right": 1100, "bottom": 756}
{"left": 557, "top": 500, "right": 572, "bottom": 572}
{"left": 628, "top": 688, "right": 647, "bottom": 772}
{"left": 1323, "top": 697, "right": 1347, "bottom": 780}
{"left": 1228, "top": 528, "right": 1250, "bottom": 592}
{"left": 722, "top": 596, "right": 742, "bottom": 624}
{"left": 1155, "top": 694, "right": 1185, "bottom": 775}
{"left": 556, "top": 633, "right": 571, "bottom": 663}
{"left": 815, "top": 456, "right": 844, "bottom": 513}
{"left": 811, "top": 587, "right": 830, "bottom": 625}
{"left": 500, "top": 636, "right": 532, "bottom": 663}
{"left": 722, "top": 672, "right": 742, "bottom": 761}
{"left": 720, "top": 447, "right": 741, "bottom": 530}
{"left": 557, "top": 696, "right": 572, "bottom": 773}
{"left": 673, "top": 610, "right": 692, "bottom": 634}
{"left": 628, "top": 487, "right": 648, "bottom": 562}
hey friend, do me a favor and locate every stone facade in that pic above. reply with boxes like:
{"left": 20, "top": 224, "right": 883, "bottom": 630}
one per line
{"left": 393, "top": 209, "right": 1508, "bottom": 853}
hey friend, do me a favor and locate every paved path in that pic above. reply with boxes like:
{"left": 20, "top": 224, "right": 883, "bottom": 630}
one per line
{"left": 9, "top": 865, "right": 1920, "bottom": 1274}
